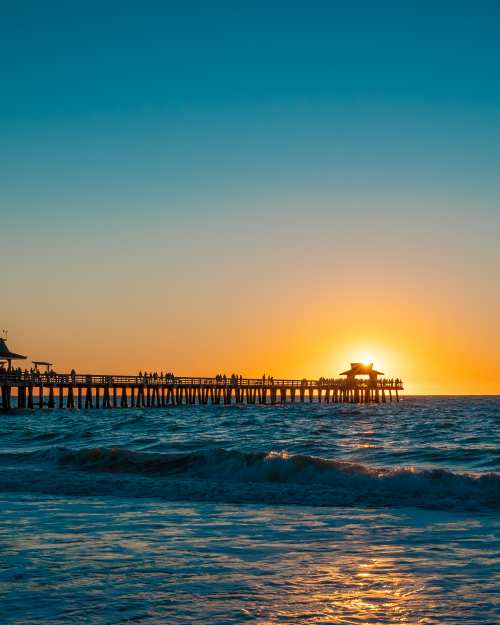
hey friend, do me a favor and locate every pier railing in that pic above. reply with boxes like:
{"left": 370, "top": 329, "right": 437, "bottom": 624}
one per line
{"left": 0, "top": 371, "right": 403, "bottom": 390}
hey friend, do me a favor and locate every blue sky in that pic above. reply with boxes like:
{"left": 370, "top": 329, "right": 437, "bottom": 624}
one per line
{"left": 2, "top": 2, "right": 500, "bottom": 219}
{"left": 3, "top": 2, "right": 500, "bottom": 116}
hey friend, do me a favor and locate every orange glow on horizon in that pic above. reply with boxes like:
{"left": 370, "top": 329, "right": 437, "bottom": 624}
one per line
{"left": 3, "top": 198, "right": 500, "bottom": 395}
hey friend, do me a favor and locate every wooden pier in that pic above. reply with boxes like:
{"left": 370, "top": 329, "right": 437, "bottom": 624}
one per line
{"left": 0, "top": 372, "right": 403, "bottom": 410}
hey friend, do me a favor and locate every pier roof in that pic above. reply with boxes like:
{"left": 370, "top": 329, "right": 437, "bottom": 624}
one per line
{"left": 340, "top": 363, "right": 384, "bottom": 377}
{"left": 0, "top": 338, "right": 26, "bottom": 362}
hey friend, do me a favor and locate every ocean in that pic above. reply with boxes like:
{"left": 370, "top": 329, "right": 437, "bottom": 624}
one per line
{"left": 0, "top": 396, "right": 498, "bottom": 624}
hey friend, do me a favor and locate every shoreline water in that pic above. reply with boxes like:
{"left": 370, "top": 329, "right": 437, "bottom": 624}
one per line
{"left": 1, "top": 396, "right": 498, "bottom": 624}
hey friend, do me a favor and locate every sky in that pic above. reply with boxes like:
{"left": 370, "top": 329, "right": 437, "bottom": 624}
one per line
{"left": 1, "top": 1, "right": 500, "bottom": 393}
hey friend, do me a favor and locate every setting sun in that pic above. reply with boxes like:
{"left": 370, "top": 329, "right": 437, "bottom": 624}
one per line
{"left": 360, "top": 356, "right": 374, "bottom": 366}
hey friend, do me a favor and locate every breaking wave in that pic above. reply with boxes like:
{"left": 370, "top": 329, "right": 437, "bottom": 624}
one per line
{"left": 0, "top": 446, "right": 498, "bottom": 511}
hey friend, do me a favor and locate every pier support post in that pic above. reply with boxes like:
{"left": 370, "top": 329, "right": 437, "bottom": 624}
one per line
{"left": 1, "top": 386, "right": 11, "bottom": 410}
{"left": 103, "top": 385, "right": 111, "bottom": 408}
{"left": 271, "top": 388, "right": 276, "bottom": 405}
{"left": 137, "top": 386, "right": 145, "bottom": 407}
{"left": 120, "top": 387, "right": 128, "bottom": 407}
{"left": 18, "top": 386, "right": 26, "bottom": 409}
{"left": 85, "top": 386, "right": 93, "bottom": 409}
{"left": 48, "top": 385, "right": 55, "bottom": 409}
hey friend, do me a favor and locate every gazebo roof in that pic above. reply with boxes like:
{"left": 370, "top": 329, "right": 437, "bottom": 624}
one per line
{"left": 340, "top": 362, "right": 384, "bottom": 376}
{"left": 33, "top": 361, "right": 53, "bottom": 366}
{"left": 0, "top": 338, "right": 26, "bottom": 361}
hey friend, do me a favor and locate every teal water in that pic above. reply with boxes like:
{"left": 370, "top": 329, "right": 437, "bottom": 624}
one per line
{"left": 0, "top": 396, "right": 498, "bottom": 624}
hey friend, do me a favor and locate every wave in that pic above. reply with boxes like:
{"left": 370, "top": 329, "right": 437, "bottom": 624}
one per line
{"left": 0, "top": 447, "right": 498, "bottom": 511}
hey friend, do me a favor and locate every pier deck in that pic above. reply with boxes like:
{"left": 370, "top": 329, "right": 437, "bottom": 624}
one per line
{"left": 0, "top": 372, "right": 403, "bottom": 410}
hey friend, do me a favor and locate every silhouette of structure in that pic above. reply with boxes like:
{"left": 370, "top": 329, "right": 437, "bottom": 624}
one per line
{"left": 0, "top": 337, "right": 403, "bottom": 410}
{"left": 0, "top": 337, "right": 26, "bottom": 371}
{"left": 340, "top": 363, "right": 384, "bottom": 384}
{"left": 32, "top": 361, "right": 53, "bottom": 373}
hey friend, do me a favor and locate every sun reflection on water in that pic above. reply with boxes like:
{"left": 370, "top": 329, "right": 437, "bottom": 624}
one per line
{"left": 273, "top": 554, "right": 433, "bottom": 624}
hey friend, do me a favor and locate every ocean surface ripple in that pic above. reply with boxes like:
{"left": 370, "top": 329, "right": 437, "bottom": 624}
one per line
{"left": 0, "top": 396, "right": 498, "bottom": 511}
{"left": 1, "top": 396, "right": 499, "bottom": 624}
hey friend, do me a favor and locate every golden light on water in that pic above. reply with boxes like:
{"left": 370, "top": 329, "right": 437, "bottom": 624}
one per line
{"left": 280, "top": 554, "right": 428, "bottom": 624}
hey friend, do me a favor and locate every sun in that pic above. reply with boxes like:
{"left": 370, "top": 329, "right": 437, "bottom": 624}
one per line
{"left": 359, "top": 355, "right": 374, "bottom": 366}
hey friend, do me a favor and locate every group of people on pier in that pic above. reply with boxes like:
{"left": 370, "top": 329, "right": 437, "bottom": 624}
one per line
{"left": 214, "top": 373, "right": 244, "bottom": 385}
{"left": 138, "top": 371, "right": 175, "bottom": 383}
{"left": 317, "top": 376, "right": 402, "bottom": 388}
{"left": 214, "top": 374, "right": 279, "bottom": 386}
{"left": 0, "top": 366, "right": 58, "bottom": 382}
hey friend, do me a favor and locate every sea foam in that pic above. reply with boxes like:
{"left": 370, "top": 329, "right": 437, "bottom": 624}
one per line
{"left": 1, "top": 446, "right": 498, "bottom": 511}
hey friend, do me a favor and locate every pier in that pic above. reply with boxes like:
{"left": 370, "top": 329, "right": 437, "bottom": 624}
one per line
{"left": 0, "top": 372, "right": 403, "bottom": 410}
{"left": 0, "top": 338, "right": 403, "bottom": 409}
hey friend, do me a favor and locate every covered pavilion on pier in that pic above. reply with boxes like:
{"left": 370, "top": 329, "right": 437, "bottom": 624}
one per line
{"left": 0, "top": 337, "right": 26, "bottom": 371}
{"left": 32, "top": 361, "right": 53, "bottom": 373}
{"left": 340, "top": 363, "right": 384, "bottom": 385}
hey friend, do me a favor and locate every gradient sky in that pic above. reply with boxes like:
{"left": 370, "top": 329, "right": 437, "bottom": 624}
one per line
{"left": 2, "top": 2, "right": 500, "bottom": 393}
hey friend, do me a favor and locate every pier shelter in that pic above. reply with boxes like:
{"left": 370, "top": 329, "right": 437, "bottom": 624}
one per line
{"left": 340, "top": 363, "right": 384, "bottom": 386}
{"left": 33, "top": 361, "right": 53, "bottom": 373}
{"left": 0, "top": 338, "right": 26, "bottom": 371}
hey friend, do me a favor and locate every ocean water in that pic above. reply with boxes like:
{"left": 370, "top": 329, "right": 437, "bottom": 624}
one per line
{"left": 0, "top": 396, "right": 498, "bottom": 624}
